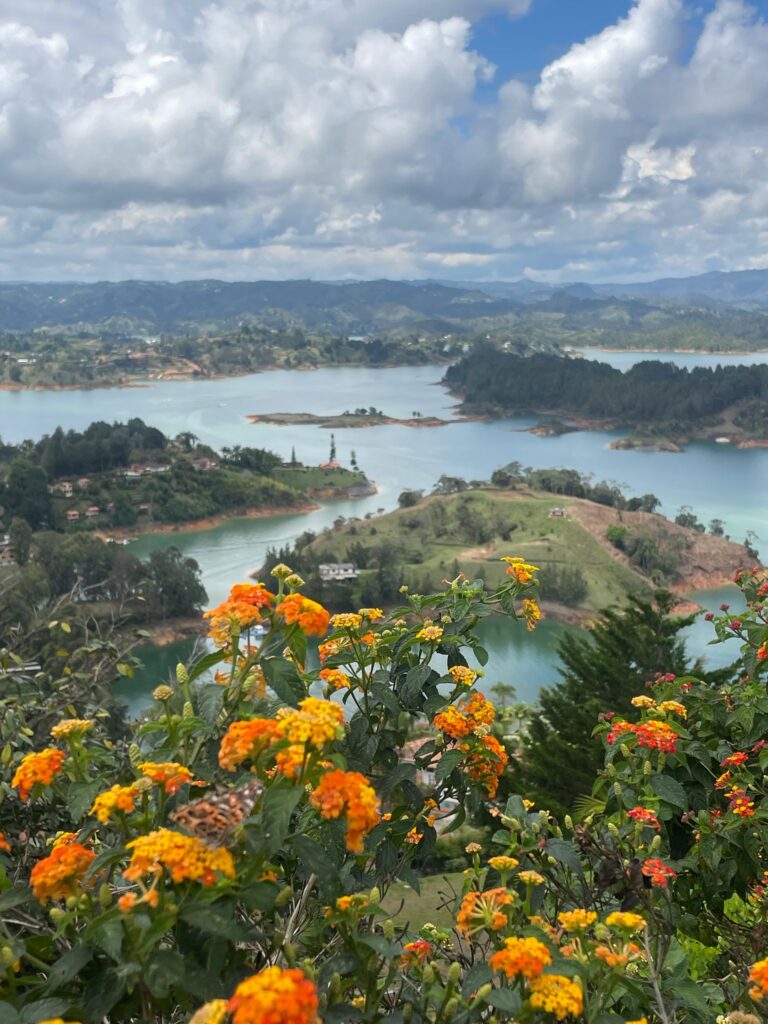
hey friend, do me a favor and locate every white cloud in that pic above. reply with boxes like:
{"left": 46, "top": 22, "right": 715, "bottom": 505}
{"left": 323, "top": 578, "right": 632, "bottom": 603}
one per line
{"left": 0, "top": 0, "right": 766, "bottom": 282}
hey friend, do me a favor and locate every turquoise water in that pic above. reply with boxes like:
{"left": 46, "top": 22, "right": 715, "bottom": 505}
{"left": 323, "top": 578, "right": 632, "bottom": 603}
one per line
{"left": 2, "top": 360, "right": 764, "bottom": 713}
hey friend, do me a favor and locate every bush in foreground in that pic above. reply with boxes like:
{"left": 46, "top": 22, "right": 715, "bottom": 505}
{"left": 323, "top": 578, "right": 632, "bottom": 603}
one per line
{"left": 1, "top": 559, "right": 767, "bottom": 1023}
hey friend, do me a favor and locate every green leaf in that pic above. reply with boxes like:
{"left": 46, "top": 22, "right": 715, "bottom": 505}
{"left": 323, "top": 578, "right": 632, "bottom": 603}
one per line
{"left": 67, "top": 780, "right": 103, "bottom": 821}
{"left": 263, "top": 657, "right": 306, "bottom": 707}
{"left": 0, "top": 886, "right": 33, "bottom": 912}
{"left": 260, "top": 778, "right": 303, "bottom": 854}
{"left": 187, "top": 648, "right": 227, "bottom": 683}
{"left": 461, "top": 962, "right": 492, "bottom": 997}
{"left": 85, "top": 911, "right": 124, "bottom": 961}
{"left": 485, "top": 989, "right": 521, "bottom": 1012}
{"left": 380, "top": 763, "right": 416, "bottom": 796}
{"left": 45, "top": 946, "right": 93, "bottom": 991}
{"left": 181, "top": 901, "right": 254, "bottom": 941}
{"left": 435, "top": 749, "right": 463, "bottom": 783}
{"left": 371, "top": 680, "right": 400, "bottom": 714}
{"left": 19, "top": 999, "right": 69, "bottom": 1024}
{"left": 358, "top": 933, "right": 402, "bottom": 957}
{"left": 144, "top": 949, "right": 187, "bottom": 998}
{"left": 650, "top": 773, "right": 688, "bottom": 811}
{"left": 472, "top": 644, "right": 489, "bottom": 667}
{"left": 197, "top": 683, "right": 226, "bottom": 725}
{"left": 545, "top": 838, "right": 584, "bottom": 875}
{"left": 293, "top": 835, "right": 339, "bottom": 884}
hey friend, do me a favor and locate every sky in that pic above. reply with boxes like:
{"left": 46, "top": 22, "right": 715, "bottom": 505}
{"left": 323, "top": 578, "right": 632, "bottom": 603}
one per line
{"left": 1, "top": 0, "right": 767, "bottom": 283}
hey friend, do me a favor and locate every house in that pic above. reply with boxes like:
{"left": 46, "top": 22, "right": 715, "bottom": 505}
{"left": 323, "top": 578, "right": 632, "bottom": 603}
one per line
{"left": 0, "top": 536, "right": 14, "bottom": 564}
{"left": 51, "top": 481, "right": 74, "bottom": 497}
{"left": 548, "top": 507, "right": 567, "bottom": 518}
{"left": 319, "top": 460, "right": 341, "bottom": 470}
{"left": 122, "top": 470, "right": 141, "bottom": 483}
{"left": 76, "top": 477, "right": 91, "bottom": 489}
{"left": 138, "top": 503, "right": 151, "bottom": 515}
{"left": 190, "top": 458, "right": 219, "bottom": 471}
{"left": 318, "top": 562, "right": 358, "bottom": 582}
{"left": 66, "top": 509, "right": 80, "bottom": 523}
{"left": 85, "top": 506, "right": 101, "bottom": 519}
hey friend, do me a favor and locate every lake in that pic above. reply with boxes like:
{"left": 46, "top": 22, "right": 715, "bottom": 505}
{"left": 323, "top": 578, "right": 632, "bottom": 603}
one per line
{"left": 2, "top": 358, "right": 764, "bottom": 713}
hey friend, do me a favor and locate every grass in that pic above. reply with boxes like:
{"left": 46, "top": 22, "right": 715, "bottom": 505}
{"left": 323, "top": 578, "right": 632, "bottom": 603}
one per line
{"left": 381, "top": 871, "right": 465, "bottom": 932}
{"left": 273, "top": 466, "right": 368, "bottom": 490}
{"left": 304, "top": 488, "right": 649, "bottom": 612}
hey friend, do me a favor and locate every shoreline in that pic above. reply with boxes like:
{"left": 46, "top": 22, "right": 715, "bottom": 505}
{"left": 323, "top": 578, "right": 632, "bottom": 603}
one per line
{"left": 96, "top": 501, "right": 321, "bottom": 541}
{"left": 247, "top": 411, "right": 483, "bottom": 429}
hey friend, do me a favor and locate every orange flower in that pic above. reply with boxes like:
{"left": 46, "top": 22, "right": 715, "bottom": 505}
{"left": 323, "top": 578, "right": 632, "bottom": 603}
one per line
{"left": 12, "top": 748, "right": 66, "bottom": 801}
{"left": 627, "top": 807, "right": 661, "bottom": 830}
{"left": 433, "top": 692, "right": 496, "bottom": 739}
{"left": 276, "top": 594, "right": 330, "bottom": 636}
{"left": 490, "top": 936, "right": 552, "bottom": 979}
{"left": 656, "top": 700, "right": 687, "bottom": 718}
{"left": 727, "top": 786, "right": 756, "bottom": 818}
{"left": 138, "top": 761, "right": 195, "bottom": 795}
{"left": 229, "top": 582, "right": 275, "bottom": 608}
{"left": 501, "top": 556, "right": 539, "bottom": 583}
{"left": 401, "top": 940, "right": 431, "bottom": 967}
{"left": 749, "top": 957, "right": 768, "bottom": 1001}
{"left": 50, "top": 718, "right": 94, "bottom": 739}
{"left": 310, "top": 769, "right": 381, "bottom": 853}
{"left": 228, "top": 967, "right": 319, "bottom": 1024}
{"left": 558, "top": 909, "right": 597, "bottom": 931}
{"left": 275, "top": 698, "right": 344, "bottom": 752}
{"left": 90, "top": 783, "right": 141, "bottom": 823}
{"left": 125, "top": 829, "right": 235, "bottom": 886}
{"left": 319, "top": 668, "right": 351, "bottom": 690}
{"left": 219, "top": 718, "right": 279, "bottom": 771}
{"left": 460, "top": 734, "right": 508, "bottom": 797}
{"left": 0, "top": 833, "right": 10, "bottom": 853}
{"left": 30, "top": 842, "right": 95, "bottom": 903}
{"left": 632, "top": 720, "right": 678, "bottom": 753}
{"left": 456, "top": 888, "right": 516, "bottom": 936}
{"left": 318, "top": 639, "right": 341, "bottom": 664}
{"left": 189, "top": 1000, "right": 229, "bottom": 1024}
{"left": 204, "top": 589, "right": 271, "bottom": 647}
{"left": 448, "top": 665, "right": 477, "bottom": 687}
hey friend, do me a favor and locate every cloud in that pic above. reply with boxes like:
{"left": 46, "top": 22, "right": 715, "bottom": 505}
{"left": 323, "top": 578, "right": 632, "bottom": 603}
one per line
{"left": 0, "top": 0, "right": 766, "bottom": 282}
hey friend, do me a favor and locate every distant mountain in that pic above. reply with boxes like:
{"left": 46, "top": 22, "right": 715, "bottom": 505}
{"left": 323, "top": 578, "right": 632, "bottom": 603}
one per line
{"left": 0, "top": 279, "right": 520, "bottom": 334}
{"left": 420, "top": 270, "right": 768, "bottom": 310}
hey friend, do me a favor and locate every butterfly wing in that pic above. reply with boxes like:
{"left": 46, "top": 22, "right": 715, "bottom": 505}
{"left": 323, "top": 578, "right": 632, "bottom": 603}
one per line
{"left": 170, "top": 779, "right": 264, "bottom": 846}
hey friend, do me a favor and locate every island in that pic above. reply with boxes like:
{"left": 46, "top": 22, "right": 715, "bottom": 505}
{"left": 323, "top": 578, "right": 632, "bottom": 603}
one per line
{"left": 247, "top": 408, "right": 465, "bottom": 429}
{"left": 445, "top": 349, "right": 768, "bottom": 449}
{"left": 257, "top": 470, "right": 760, "bottom": 624}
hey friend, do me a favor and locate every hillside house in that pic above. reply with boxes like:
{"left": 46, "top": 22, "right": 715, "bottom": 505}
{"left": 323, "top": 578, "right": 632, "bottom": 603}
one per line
{"left": 0, "top": 536, "right": 14, "bottom": 564}
{"left": 66, "top": 509, "right": 81, "bottom": 523}
{"left": 319, "top": 460, "right": 341, "bottom": 470}
{"left": 76, "top": 477, "right": 91, "bottom": 489}
{"left": 318, "top": 562, "right": 358, "bottom": 583}
{"left": 122, "top": 470, "right": 141, "bottom": 483}
{"left": 85, "top": 506, "right": 101, "bottom": 519}
{"left": 548, "top": 507, "right": 567, "bottom": 518}
{"left": 190, "top": 458, "right": 219, "bottom": 471}
{"left": 51, "top": 481, "right": 74, "bottom": 497}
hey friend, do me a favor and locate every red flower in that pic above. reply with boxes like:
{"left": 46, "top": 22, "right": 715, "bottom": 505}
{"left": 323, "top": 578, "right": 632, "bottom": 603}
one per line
{"left": 641, "top": 858, "right": 677, "bottom": 888}
{"left": 627, "top": 807, "right": 661, "bottom": 831}
{"left": 720, "top": 751, "right": 749, "bottom": 768}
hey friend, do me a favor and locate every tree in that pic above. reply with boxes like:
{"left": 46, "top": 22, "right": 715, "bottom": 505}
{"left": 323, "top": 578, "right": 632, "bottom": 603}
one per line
{"left": 510, "top": 591, "right": 700, "bottom": 817}
{"left": 3, "top": 459, "right": 52, "bottom": 529}
{"left": 709, "top": 518, "right": 725, "bottom": 537}
{"left": 398, "top": 489, "right": 423, "bottom": 508}
{"left": 290, "top": 446, "right": 298, "bottom": 467}
{"left": 350, "top": 449, "right": 358, "bottom": 471}
{"left": 329, "top": 434, "right": 337, "bottom": 462}
{"left": 8, "top": 517, "right": 32, "bottom": 566}
{"left": 141, "top": 547, "right": 207, "bottom": 618}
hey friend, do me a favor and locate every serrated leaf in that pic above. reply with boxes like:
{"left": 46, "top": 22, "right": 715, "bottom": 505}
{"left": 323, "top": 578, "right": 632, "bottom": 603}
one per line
{"left": 436, "top": 749, "right": 463, "bottom": 783}
{"left": 67, "top": 780, "right": 103, "bottom": 821}
{"left": 45, "top": 946, "right": 93, "bottom": 991}
{"left": 461, "top": 962, "right": 492, "bottom": 997}
{"left": 19, "top": 999, "right": 69, "bottom": 1024}
{"left": 181, "top": 901, "right": 253, "bottom": 941}
{"left": 650, "top": 773, "right": 688, "bottom": 811}
{"left": 358, "top": 933, "right": 402, "bottom": 957}
{"left": 485, "top": 989, "right": 521, "bottom": 1012}
{"left": 545, "top": 838, "right": 584, "bottom": 875}
{"left": 263, "top": 657, "right": 306, "bottom": 707}
{"left": 260, "top": 778, "right": 303, "bottom": 854}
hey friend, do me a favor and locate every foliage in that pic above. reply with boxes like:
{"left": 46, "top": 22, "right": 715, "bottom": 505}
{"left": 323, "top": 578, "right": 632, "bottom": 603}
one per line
{"left": 2, "top": 562, "right": 768, "bottom": 1024}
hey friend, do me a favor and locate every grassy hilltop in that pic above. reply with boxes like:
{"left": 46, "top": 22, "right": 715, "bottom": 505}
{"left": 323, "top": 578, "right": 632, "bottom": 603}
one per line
{"left": 274, "top": 487, "right": 756, "bottom": 618}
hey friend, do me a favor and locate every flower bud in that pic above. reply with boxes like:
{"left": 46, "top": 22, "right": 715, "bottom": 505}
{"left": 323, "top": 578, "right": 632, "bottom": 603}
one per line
{"left": 270, "top": 563, "right": 293, "bottom": 579}
{"left": 447, "top": 962, "right": 462, "bottom": 985}
{"left": 275, "top": 886, "right": 293, "bottom": 907}
{"left": 65, "top": 896, "right": 78, "bottom": 911}
{"left": 650, "top": 834, "right": 662, "bottom": 852}
{"left": 474, "top": 984, "right": 493, "bottom": 1002}
{"left": 284, "top": 574, "right": 305, "bottom": 590}
{"left": 99, "top": 884, "right": 112, "bottom": 908}
{"left": 176, "top": 663, "right": 189, "bottom": 685}
{"left": 330, "top": 973, "right": 342, "bottom": 999}
{"left": 547, "top": 855, "right": 558, "bottom": 866}
{"left": 643, "top": 760, "right": 652, "bottom": 776}
{"left": 183, "top": 701, "right": 194, "bottom": 720}
{"left": 369, "top": 886, "right": 381, "bottom": 904}
{"left": 444, "top": 998, "right": 460, "bottom": 1016}
{"left": 282, "top": 942, "right": 296, "bottom": 966}
{"left": 128, "top": 742, "right": 142, "bottom": 768}
{"left": 1, "top": 744, "right": 11, "bottom": 765}
{"left": 564, "top": 815, "right": 574, "bottom": 832}
{"left": 613, "top": 782, "right": 623, "bottom": 797}
{"left": 49, "top": 907, "right": 67, "bottom": 926}
{"left": 422, "top": 964, "right": 436, "bottom": 984}
{"left": 153, "top": 685, "right": 174, "bottom": 702}
{"left": 606, "top": 763, "right": 616, "bottom": 778}
{"left": 620, "top": 744, "right": 631, "bottom": 758}
{"left": 508, "top": 818, "right": 521, "bottom": 831}
{"left": 607, "top": 822, "right": 620, "bottom": 838}
{"left": 1, "top": 946, "right": 15, "bottom": 967}
{"left": 383, "top": 920, "right": 395, "bottom": 941}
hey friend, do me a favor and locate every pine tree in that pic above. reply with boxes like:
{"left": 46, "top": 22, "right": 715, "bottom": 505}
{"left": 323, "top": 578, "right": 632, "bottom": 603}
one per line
{"left": 350, "top": 449, "right": 358, "bottom": 470}
{"left": 510, "top": 591, "right": 701, "bottom": 817}
{"left": 290, "top": 446, "right": 298, "bottom": 467}
{"left": 329, "top": 434, "right": 337, "bottom": 462}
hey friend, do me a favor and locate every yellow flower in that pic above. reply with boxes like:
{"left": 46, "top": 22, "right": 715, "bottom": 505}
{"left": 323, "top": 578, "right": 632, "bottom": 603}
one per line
{"left": 330, "top": 612, "right": 363, "bottom": 629}
{"left": 416, "top": 624, "right": 444, "bottom": 643}
{"left": 631, "top": 695, "right": 656, "bottom": 709}
{"left": 138, "top": 761, "right": 195, "bottom": 795}
{"left": 625, "top": 1018, "right": 648, "bottom": 1024}
{"left": 606, "top": 911, "right": 647, "bottom": 932}
{"left": 125, "top": 829, "right": 235, "bottom": 886}
{"left": 50, "top": 718, "right": 94, "bottom": 739}
{"left": 521, "top": 598, "right": 541, "bottom": 630}
{"left": 90, "top": 783, "right": 141, "bottom": 823}
{"left": 11, "top": 748, "right": 66, "bottom": 801}
{"left": 657, "top": 699, "right": 687, "bottom": 718}
{"left": 558, "top": 909, "right": 597, "bottom": 931}
{"left": 228, "top": 967, "right": 319, "bottom": 1024}
{"left": 518, "top": 870, "right": 545, "bottom": 886}
{"left": 529, "top": 974, "right": 583, "bottom": 1020}
{"left": 30, "top": 842, "right": 95, "bottom": 903}
{"left": 501, "top": 556, "right": 539, "bottom": 583}
{"left": 457, "top": 888, "right": 516, "bottom": 936}
{"left": 488, "top": 855, "right": 520, "bottom": 872}
{"left": 358, "top": 608, "right": 384, "bottom": 621}
{"left": 189, "top": 1000, "right": 229, "bottom": 1024}
{"left": 448, "top": 665, "right": 478, "bottom": 687}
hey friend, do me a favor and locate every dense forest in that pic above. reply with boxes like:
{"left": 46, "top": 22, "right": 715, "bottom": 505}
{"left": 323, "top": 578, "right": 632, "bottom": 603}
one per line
{"left": 445, "top": 349, "right": 768, "bottom": 428}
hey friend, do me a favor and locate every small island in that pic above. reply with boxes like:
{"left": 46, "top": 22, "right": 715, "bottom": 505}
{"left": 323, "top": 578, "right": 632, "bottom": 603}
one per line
{"left": 247, "top": 407, "right": 458, "bottom": 429}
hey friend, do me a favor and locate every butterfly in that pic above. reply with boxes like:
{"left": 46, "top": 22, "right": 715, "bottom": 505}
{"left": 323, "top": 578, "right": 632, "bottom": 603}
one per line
{"left": 170, "top": 779, "right": 264, "bottom": 846}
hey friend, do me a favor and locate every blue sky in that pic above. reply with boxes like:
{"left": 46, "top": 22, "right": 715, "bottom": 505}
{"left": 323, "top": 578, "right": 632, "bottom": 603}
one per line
{"left": 0, "top": 0, "right": 766, "bottom": 282}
